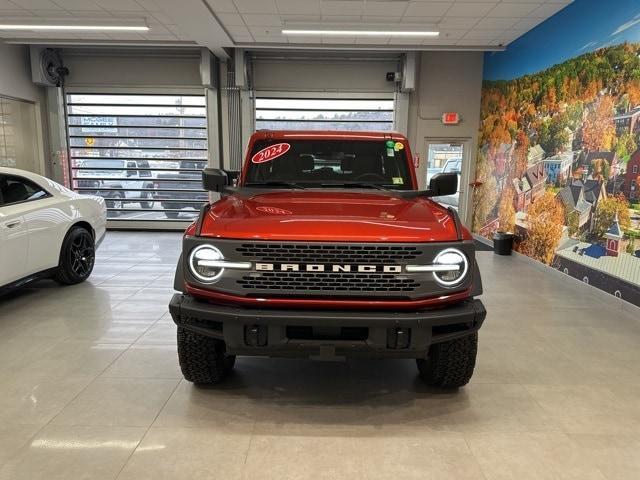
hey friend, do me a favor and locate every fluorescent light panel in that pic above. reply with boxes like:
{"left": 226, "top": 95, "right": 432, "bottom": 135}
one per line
{"left": 283, "top": 29, "right": 439, "bottom": 37}
{"left": 0, "top": 19, "right": 148, "bottom": 31}
{"left": 0, "top": 25, "right": 148, "bottom": 31}
{"left": 282, "top": 24, "right": 440, "bottom": 37}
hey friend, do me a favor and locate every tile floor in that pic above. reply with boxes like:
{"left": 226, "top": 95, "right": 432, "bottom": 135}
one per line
{"left": 0, "top": 231, "right": 639, "bottom": 479}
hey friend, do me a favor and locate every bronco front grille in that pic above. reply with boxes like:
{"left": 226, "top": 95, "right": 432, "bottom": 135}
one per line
{"left": 183, "top": 238, "right": 475, "bottom": 300}
{"left": 237, "top": 271, "right": 420, "bottom": 293}
{"left": 232, "top": 242, "right": 424, "bottom": 296}
{"left": 235, "top": 243, "right": 422, "bottom": 263}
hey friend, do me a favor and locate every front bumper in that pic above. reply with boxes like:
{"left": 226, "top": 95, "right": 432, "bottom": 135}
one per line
{"left": 169, "top": 294, "right": 486, "bottom": 359}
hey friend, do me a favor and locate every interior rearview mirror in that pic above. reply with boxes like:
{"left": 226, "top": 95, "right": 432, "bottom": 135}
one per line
{"left": 429, "top": 172, "right": 458, "bottom": 197}
{"left": 202, "top": 168, "right": 228, "bottom": 192}
{"left": 225, "top": 170, "right": 240, "bottom": 187}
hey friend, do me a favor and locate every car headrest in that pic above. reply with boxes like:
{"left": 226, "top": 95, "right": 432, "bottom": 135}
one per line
{"left": 341, "top": 156, "right": 355, "bottom": 172}
{"left": 299, "top": 154, "right": 314, "bottom": 172}
{"left": 271, "top": 154, "right": 313, "bottom": 178}
{"left": 4, "top": 182, "right": 28, "bottom": 204}
{"left": 353, "top": 155, "right": 382, "bottom": 175}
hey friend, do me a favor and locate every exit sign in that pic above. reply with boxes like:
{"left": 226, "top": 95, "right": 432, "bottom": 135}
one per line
{"left": 442, "top": 112, "right": 460, "bottom": 125}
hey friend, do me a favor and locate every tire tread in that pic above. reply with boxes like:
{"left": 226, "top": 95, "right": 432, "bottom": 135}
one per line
{"left": 417, "top": 333, "right": 477, "bottom": 388}
{"left": 54, "top": 226, "right": 94, "bottom": 285}
{"left": 177, "top": 327, "right": 235, "bottom": 384}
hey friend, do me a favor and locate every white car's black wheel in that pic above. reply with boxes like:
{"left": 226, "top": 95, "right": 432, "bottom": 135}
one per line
{"left": 416, "top": 333, "right": 477, "bottom": 389}
{"left": 177, "top": 327, "right": 236, "bottom": 384}
{"left": 164, "top": 210, "right": 180, "bottom": 219}
{"left": 54, "top": 226, "right": 95, "bottom": 285}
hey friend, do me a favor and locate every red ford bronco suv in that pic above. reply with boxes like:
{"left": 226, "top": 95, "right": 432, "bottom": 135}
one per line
{"left": 170, "top": 130, "right": 485, "bottom": 388}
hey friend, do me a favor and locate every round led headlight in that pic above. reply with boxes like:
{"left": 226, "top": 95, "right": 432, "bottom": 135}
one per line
{"left": 432, "top": 248, "right": 469, "bottom": 287}
{"left": 188, "top": 245, "right": 225, "bottom": 283}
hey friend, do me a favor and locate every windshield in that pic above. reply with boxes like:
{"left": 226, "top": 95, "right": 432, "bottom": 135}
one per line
{"left": 244, "top": 139, "right": 413, "bottom": 190}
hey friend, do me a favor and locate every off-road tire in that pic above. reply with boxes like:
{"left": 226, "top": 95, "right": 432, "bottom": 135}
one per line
{"left": 416, "top": 333, "right": 477, "bottom": 388}
{"left": 54, "top": 226, "right": 95, "bottom": 285}
{"left": 177, "top": 327, "right": 236, "bottom": 384}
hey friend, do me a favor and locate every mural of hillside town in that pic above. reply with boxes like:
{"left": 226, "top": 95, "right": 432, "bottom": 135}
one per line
{"left": 474, "top": 0, "right": 640, "bottom": 306}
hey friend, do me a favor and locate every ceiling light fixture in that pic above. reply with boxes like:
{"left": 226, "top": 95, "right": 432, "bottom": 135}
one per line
{"left": 0, "top": 19, "right": 149, "bottom": 31}
{"left": 0, "top": 25, "right": 149, "bottom": 31}
{"left": 282, "top": 29, "right": 439, "bottom": 37}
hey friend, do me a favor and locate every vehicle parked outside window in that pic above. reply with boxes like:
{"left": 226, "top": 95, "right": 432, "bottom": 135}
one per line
{"left": 74, "top": 158, "right": 155, "bottom": 216}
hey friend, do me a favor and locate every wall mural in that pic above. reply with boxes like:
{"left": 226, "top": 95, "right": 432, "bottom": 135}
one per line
{"left": 475, "top": 0, "right": 640, "bottom": 306}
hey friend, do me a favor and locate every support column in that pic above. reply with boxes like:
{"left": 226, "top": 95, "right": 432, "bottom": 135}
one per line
{"left": 44, "top": 87, "right": 68, "bottom": 185}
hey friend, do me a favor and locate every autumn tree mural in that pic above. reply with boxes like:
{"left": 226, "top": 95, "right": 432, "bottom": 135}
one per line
{"left": 593, "top": 195, "right": 631, "bottom": 239}
{"left": 476, "top": 16, "right": 640, "bottom": 304}
{"left": 521, "top": 192, "right": 565, "bottom": 264}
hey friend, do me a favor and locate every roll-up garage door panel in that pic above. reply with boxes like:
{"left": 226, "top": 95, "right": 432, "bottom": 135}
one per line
{"left": 252, "top": 60, "right": 398, "bottom": 92}
{"left": 66, "top": 92, "right": 208, "bottom": 226}
{"left": 63, "top": 54, "right": 201, "bottom": 87}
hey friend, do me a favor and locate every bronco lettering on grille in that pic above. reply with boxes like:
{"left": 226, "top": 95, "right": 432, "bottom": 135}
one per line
{"left": 255, "top": 263, "right": 402, "bottom": 273}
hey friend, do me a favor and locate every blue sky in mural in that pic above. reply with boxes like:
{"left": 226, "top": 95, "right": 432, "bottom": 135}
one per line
{"left": 483, "top": 0, "right": 640, "bottom": 81}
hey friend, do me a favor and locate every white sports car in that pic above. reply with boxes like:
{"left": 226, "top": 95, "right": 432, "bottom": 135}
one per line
{"left": 0, "top": 167, "right": 107, "bottom": 292}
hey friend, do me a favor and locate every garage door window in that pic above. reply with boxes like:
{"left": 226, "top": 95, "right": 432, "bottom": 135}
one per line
{"left": 255, "top": 98, "right": 393, "bottom": 131}
{"left": 66, "top": 93, "right": 208, "bottom": 223}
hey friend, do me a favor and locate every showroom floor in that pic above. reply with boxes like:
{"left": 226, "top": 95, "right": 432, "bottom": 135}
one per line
{"left": 0, "top": 232, "right": 639, "bottom": 479}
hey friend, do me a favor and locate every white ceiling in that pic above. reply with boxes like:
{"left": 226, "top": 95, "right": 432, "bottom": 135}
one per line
{"left": 0, "top": 0, "right": 572, "bottom": 52}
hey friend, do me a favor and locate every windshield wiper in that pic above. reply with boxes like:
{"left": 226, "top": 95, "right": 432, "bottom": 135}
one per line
{"left": 245, "top": 181, "right": 307, "bottom": 190}
{"left": 323, "top": 182, "right": 391, "bottom": 192}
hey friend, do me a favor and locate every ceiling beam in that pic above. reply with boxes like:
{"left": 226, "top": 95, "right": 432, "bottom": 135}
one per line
{"left": 151, "top": 0, "right": 232, "bottom": 59}
{"left": 236, "top": 43, "right": 506, "bottom": 52}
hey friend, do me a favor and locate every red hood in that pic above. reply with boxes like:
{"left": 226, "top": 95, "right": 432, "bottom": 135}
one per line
{"left": 199, "top": 190, "right": 467, "bottom": 242}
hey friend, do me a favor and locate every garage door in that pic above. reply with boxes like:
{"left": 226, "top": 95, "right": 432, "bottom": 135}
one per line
{"left": 255, "top": 97, "right": 394, "bottom": 131}
{"left": 66, "top": 92, "right": 208, "bottom": 226}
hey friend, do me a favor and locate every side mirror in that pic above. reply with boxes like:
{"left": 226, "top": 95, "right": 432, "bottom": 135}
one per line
{"left": 202, "top": 168, "right": 228, "bottom": 192}
{"left": 429, "top": 172, "right": 458, "bottom": 196}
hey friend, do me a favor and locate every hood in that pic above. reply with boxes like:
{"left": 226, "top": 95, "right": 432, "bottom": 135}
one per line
{"left": 199, "top": 190, "right": 465, "bottom": 242}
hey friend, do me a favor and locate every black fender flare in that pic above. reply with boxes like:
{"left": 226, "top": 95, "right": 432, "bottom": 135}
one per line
{"left": 173, "top": 253, "right": 185, "bottom": 292}
{"left": 470, "top": 259, "right": 483, "bottom": 297}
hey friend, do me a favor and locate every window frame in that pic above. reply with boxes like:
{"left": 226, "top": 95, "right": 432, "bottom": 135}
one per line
{"left": 0, "top": 174, "right": 51, "bottom": 208}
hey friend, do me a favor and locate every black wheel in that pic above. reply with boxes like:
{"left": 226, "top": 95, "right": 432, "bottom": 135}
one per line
{"left": 140, "top": 191, "right": 154, "bottom": 209}
{"left": 177, "top": 327, "right": 236, "bottom": 384}
{"left": 54, "top": 226, "right": 95, "bottom": 285}
{"left": 416, "top": 333, "right": 478, "bottom": 388}
{"left": 106, "top": 193, "right": 124, "bottom": 217}
{"left": 164, "top": 210, "right": 180, "bottom": 219}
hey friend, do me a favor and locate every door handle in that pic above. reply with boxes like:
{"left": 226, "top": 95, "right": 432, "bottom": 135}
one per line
{"left": 2, "top": 220, "right": 22, "bottom": 229}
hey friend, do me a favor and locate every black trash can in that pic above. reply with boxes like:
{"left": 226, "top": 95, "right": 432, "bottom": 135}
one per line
{"left": 493, "top": 231, "right": 514, "bottom": 256}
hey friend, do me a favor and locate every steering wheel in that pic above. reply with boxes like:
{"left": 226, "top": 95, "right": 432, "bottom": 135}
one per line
{"left": 354, "top": 173, "right": 386, "bottom": 181}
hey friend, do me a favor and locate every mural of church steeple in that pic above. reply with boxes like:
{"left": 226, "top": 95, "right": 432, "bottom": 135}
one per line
{"left": 605, "top": 213, "right": 623, "bottom": 257}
